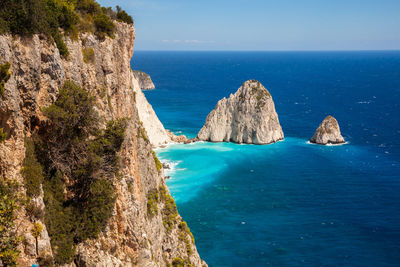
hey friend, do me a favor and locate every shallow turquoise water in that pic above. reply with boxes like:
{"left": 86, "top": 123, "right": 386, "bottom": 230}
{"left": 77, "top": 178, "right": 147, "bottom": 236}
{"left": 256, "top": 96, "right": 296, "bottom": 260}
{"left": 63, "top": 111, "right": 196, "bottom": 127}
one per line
{"left": 132, "top": 51, "right": 400, "bottom": 266}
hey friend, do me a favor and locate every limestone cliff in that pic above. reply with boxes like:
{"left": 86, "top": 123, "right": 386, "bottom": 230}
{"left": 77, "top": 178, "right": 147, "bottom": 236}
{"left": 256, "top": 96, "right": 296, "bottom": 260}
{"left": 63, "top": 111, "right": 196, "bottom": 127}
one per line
{"left": 133, "top": 70, "right": 155, "bottom": 90}
{"left": 132, "top": 76, "right": 171, "bottom": 147}
{"left": 0, "top": 22, "right": 206, "bottom": 266}
{"left": 310, "top": 115, "right": 345, "bottom": 145}
{"left": 197, "top": 80, "right": 284, "bottom": 144}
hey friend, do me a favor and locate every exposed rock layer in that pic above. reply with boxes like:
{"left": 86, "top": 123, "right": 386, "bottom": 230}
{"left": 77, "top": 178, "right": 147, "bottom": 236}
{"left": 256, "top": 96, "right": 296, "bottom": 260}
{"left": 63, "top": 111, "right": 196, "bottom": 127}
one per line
{"left": 0, "top": 22, "right": 205, "bottom": 266}
{"left": 133, "top": 70, "right": 155, "bottom": 90}
{"left": 310, "top": 115, "right": 345, "bottom": 145}
{"left": 197, "top": 80, "right": 284, "bottom": 144}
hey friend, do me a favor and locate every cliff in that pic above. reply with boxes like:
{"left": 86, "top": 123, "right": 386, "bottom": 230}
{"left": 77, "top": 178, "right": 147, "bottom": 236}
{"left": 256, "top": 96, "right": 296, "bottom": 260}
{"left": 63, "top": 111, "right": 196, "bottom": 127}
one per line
{"left": 310, "top": 115, "right": 345, "bottom": 145}
{"left": 0, "top": 22, "right": 205, "bottom": 266}
{"left": 197, "top": 80, "right": 284, "bottom": 144}
{"left": 133, "top": 71, "right": 156, "bottom": 90}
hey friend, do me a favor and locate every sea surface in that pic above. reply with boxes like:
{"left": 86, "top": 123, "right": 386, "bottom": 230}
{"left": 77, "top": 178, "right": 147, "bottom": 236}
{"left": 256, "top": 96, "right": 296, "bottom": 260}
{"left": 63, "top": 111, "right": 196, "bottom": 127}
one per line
{"left": 131, "top": 51, "right": 400, "bottom": 267}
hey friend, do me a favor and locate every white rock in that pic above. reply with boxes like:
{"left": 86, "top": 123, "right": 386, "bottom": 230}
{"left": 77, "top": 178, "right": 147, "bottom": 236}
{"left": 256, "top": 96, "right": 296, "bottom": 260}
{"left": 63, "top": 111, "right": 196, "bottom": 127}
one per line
{"left": 197, "top": 80, "right": 284, "bottom": 144}
{"left": 310, "top": 115, "right": 345, "bottom": 145}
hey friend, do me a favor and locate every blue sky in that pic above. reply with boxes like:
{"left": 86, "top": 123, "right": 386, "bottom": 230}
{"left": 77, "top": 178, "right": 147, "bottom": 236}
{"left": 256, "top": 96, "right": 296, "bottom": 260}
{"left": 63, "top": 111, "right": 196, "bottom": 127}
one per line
{"left": 97, "top": 0, "right": 400, "bottom": 51}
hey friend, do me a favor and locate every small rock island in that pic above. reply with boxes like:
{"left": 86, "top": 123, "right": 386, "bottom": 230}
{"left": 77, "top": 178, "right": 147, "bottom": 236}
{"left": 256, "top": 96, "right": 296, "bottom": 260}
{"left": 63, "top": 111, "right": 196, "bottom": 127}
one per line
{"left": 197, "top": 80, "right": 284, "bottom": 144}
{"left": 133, "top": 70, "right": 155, "bottom": 90}
{"left": 310, "top": 115, "right": 345, "bottom": 145}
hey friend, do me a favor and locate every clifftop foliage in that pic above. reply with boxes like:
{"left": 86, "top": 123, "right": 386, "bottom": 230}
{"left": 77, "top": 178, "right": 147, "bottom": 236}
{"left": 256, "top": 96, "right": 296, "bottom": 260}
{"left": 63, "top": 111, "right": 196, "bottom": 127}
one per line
{"left": 0, "top": 0, "right": 133, "bottom": 56}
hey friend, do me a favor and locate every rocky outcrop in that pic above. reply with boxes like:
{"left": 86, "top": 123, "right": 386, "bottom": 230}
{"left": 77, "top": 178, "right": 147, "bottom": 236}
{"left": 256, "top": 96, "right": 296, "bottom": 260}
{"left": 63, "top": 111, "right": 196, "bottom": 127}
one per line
{"left": 133, "top": 70, "right": 155, "bottom": 90}
{"left": 166, "top": 130, "right": 196, "bottom": 144}
{"left": 197, "top": 80, "right": 284, "bottom": 144}
{"left": 310, "top": 115, "right": 345, "bottom": 145}
{"left": 0, "top": 22, "right": 205, "bottom": 266}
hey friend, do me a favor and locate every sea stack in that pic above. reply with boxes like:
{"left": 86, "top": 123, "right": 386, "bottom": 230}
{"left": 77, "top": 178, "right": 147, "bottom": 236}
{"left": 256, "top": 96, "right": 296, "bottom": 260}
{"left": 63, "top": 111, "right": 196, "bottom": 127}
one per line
{"left": 197, "top": 80, "right": 284, "bottom": 144}
{"left": 133, "top": 70, "right": 156, "bottom": 90}
{"left": 310, "top": 115, "right": 345, "bottom": 145}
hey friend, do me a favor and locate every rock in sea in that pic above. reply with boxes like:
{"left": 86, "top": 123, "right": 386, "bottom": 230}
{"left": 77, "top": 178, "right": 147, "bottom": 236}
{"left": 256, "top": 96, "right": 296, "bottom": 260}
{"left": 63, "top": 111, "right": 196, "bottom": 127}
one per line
{"left": 310, "top": 115, "right": 345, "bottom": 145}
{"left": 197, "top": 80, "right": 284, "bottom": 144}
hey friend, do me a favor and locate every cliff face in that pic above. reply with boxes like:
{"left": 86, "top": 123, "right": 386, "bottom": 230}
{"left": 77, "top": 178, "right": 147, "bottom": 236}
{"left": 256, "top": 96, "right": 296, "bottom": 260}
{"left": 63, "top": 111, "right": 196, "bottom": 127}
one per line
{"left": 197, "top": 80, "right": 284, "bottom": 144}
{"left": 132, "top": 77, "right": 171, "bottom": 147}
{"left": 0, "top": 22, "right": 205, "bottom": 266}
{"left": 133, "top": 71, "right": 155, "bottom": 90}
{"left": 310, "top": 115, "right": 345, "bottom": 145}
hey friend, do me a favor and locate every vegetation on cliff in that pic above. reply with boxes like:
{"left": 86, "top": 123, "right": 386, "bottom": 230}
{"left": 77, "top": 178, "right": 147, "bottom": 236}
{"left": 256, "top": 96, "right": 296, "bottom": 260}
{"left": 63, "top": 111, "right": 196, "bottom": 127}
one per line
{"left": 0, "top": 60, "right": 11, "bottom": 97}
{"left": 0, "top": 0, "right": 133, "bottom": 56}
{"left": 0, "top": 179, "right": 22, "bottom": 266}
{"left": 21, "top": 81, "right": 127, "bottom": 264}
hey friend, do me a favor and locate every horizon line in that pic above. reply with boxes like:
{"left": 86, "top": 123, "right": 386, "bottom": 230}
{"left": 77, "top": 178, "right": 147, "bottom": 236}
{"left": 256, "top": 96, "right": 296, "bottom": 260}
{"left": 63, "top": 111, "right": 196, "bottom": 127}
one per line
{"left": 134, "top": 49, "right": 400, "bottom": 52}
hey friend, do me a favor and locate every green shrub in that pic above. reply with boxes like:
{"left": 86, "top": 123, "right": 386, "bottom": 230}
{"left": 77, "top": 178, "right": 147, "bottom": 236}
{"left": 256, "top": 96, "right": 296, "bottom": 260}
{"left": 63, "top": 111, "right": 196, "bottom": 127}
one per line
{"left": 82, "top": 47, "right": 95, "bottom": 63}
{"left": 52, "top": 31, "right": 69, "bottom": 57}
{"left": 38, "top": 81, "right": 127, "bottom": 264}
{"left": 160, "top": 185, "right": 178, "bottom": 232}
{"left": 178, "top": 221, "right": 194, "bottom": 256}
{"left": 147, "top": 189, "right": 159, "bottom": 217}
{"left": 25, "top": 201, "right": 45, "bottom": 221}
{"left": 0, "top": 128, "right": 7, "bottom": 143}
{"left": 0, "top": 61, "right": 11, "bottom": 96}
{"left": 152, "top": 151, "right": 162, "bottom": 172}
{"left": 138, "top": 126, "right": 149, "bottom": 143}
{"left": 22, "top": 138, "right": 44, "bottom": 197}
{"left": 172, "top": 257, "right": 185, "bottom": 267}
{"left": 0, "top": 0, "right": 133, "bottom": 56}
{"left": 116, "top": 6, "right": 133, "bottom": 24}
{"left": 94, "top": 13, "right": 115, "bottom": 39}
{"left": 0, "top": 179, "right": 22, "bottom": 266}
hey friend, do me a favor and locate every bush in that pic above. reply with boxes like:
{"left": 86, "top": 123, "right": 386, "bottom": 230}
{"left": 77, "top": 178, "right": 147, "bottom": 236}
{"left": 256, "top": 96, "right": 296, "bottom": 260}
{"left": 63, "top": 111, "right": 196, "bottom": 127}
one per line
{"left": 116, "top": 6, "right": 133, "bottom": 25}
{"left": 160, "top": 185, "right": 178, "bottom": 232}
{"left": 25, "top": 201, "right": 45, "bottom": 221}
{"left": 0, "top": 0, "right": 133, "bottom": 55}
{"left": 152, "top": 151, "right": 162, "bottom": 172}
{"left": 22, "top": 138, "right": 44, "bottom": 197}
{"left": 94, "top": 13, "right": 115, "bottom": 39}
{"left": 0, "top": 128, "right": 7, "bottom": 143}
{"left": 39, "top": 81, "right": 127, "bottom": 264}
{"left": 0, "top": 61, "right": 11, "bottom": 96}
{"left": 172, "top": 258, "right": 185, "bottom": 267}
{"left": 82, "top": 47, "right": 95, "bottom": 63}
{"left": 0, "top": 179, "right": 22, "bottom": 266}
{"left": 147, "top": 189, "right": 159, "bottom": 217}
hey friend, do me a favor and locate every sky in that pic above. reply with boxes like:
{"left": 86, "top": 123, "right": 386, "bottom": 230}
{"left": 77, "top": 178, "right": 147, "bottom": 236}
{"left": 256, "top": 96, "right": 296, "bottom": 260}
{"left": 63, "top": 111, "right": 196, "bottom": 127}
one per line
{"left": 97, "top": 0, "right": 400, "bottom": 51}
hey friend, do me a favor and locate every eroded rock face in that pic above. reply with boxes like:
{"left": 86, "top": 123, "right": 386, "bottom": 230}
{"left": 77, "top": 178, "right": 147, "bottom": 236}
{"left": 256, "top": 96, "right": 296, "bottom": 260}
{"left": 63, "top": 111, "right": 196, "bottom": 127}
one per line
{"left": 133, "top": 70, "right": 155, "bottom": 90}
{"left": 197, "top": 80, "right": 284, "bottom": 144}
{"left": 0, "top": 22, "right": 206, "bottom": 267}
{"left": 310, "top": 115, "right": 345, "bottom": 145}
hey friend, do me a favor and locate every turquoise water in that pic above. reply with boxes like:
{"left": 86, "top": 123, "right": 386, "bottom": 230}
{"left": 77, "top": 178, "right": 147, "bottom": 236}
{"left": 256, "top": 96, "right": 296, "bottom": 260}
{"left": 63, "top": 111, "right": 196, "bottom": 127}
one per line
{"left": 132, "top": 51, "right": 400, "bottom": 266}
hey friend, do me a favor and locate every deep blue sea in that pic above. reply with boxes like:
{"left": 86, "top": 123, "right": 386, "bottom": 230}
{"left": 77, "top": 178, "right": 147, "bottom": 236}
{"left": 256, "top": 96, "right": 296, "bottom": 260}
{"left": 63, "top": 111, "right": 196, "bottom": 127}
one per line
{"left": 131, "top": 51, "right": 400, "bottom": 267}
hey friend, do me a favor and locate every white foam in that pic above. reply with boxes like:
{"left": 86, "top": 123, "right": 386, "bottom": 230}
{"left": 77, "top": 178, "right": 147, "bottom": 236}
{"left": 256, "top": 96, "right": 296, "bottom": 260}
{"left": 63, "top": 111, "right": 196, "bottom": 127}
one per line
{"left": 306, "top": 140, "right": 348, "bottom": 146}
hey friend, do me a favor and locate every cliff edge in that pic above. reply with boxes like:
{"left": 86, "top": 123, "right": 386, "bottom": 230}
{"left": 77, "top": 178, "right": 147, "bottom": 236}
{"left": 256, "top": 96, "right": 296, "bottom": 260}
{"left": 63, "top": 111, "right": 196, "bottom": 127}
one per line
{"left": 197, "top": 80, "right": 284, "bottom": 144}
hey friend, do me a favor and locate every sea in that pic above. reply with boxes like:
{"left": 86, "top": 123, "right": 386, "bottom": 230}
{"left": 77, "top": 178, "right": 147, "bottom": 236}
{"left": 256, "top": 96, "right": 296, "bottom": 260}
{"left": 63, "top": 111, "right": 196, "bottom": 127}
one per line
{"left": 131, "top": 51, "right": 400, "bottom": 267}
